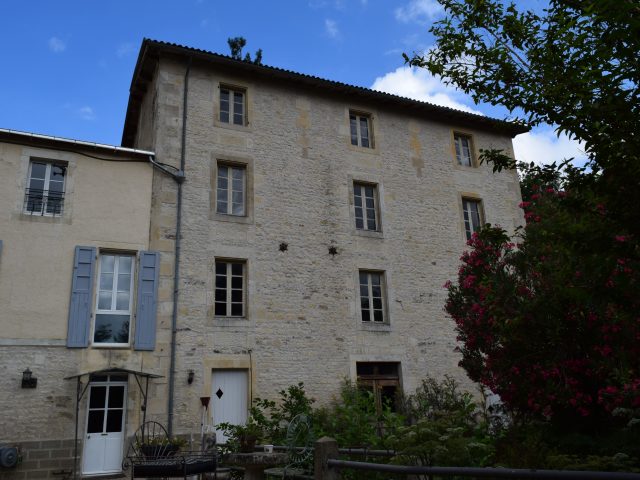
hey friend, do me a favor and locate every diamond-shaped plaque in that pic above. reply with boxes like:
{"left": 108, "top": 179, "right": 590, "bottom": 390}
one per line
{"left": 216, "top": 388, "right": 224, "bottom": 399}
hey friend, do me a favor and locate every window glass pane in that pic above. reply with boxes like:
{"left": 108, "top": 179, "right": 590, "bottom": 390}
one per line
{"left": 371, "top": 274, "right": 381, "bottom": 286}
{"left": 215, "top": 262, "right": 226, "bottom": 275}
{"left": 354, "top": 183, "right": 361, "bottom": 196}
{"left": 359, "top": 272, "right": 368, "bottom": 285}
{"left": 100, "top": 273, "right": 113, "bottom": 291}
{"left": 215, "top": 276, "right": 226, "bottom": 288}
{"left": 232, "top": 202, "right": 244, "bottom": 215}
{"left": 217, "top": 201, "right": 228, "bottom": 214}
{"left": 232, "top": 191, "right": 243, "bottom": 205}
{"left": 372, "top": 285, "right": 381, "bottom": 298}
{"left": 220, "top": 89, "right": 229, "bottom": 123}
{"left": 87, "top": 410, "right": 105, "bottom": 434}
{"left": 365, "top": 197, "right": 375, "bottom": 208}
{"left": 218, "top": 165, "right": 229, "bottom": 179}
{"left": 101, "top": 255, "right": 115, "bottom": 273}
{"left": 231, "top": 276, "right": 243, "bottom": 289}
{"left": 350, "top": 115, "right": 358, "bottom": 145}
{"left": 231, "top": 303, "right": 243, "bottom": 316}
{"left": 373, "top": 297, "right": 383, "bottom": 310}
{"left": 215, "top": 302, "right": 227, "bottom": 316}
{"left": 89, "top": 386, "right": 107, "bottom": 408}
{"left": 374, "top": 310, "right": 384, "bottom": 322}
{"left": 215, "top": 288, "right": 226, "bottom": 303}
{"left": 355, "top": 216, "right": 364, "bottom": 230}
{"left": 119, "top": 256, "right": 132, "bottom": 274}
{"left": 51, "top": 165, "right": 66, "bottom": 179}
{"left": 98, "top": 291, "right": 112, "bottom": 310}
{"left": 30, "top": 162, "right": 47, "bottom": 179}
{"left": 361, "top": 296, "right": 370, "bottom": 310}
{"left": 106, "top": 410, "right": 123, "bottom": 433}
{"left": 232, "top": 167, "right": 244, "bottom": 180}
{"left": 117, "top": 274, "right": 131, "bottom": 293}
{"left": 231, "top": 263, "right": 243, "bottom": 276}
{"left": 361, "top": 309, "right": 370, "bottom": 322}
{"left": 116, "top": 292, "right": 130, "bottom": 311}
{"left": 367, "top": 217, "right": 377, "bottom": 231}
{"left": 108, "top": 386, "right": 125, "bottom": 408}
{"left": 48, "top": 180, "right": 64, "bottom": 192}
{"left": 93, "top": 314, "right": 129, "bottom": 343}
{"left": 360, "top": 117, "right": 370, "bottom": 147}
{"left": 231, "top": 289, "right": 243, "bottom": 303}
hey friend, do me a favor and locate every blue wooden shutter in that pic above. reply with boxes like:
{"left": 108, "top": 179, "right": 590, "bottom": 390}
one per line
{"left": 134, "top": 251, "right": 160, "bottom": 350}
{"left": 67, "top": 246, "right": 96, "bottom": 347}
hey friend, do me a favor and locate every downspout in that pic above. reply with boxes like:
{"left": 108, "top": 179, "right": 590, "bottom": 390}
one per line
{"left": 168, "top": 56, "right": 191, "bottom": 436}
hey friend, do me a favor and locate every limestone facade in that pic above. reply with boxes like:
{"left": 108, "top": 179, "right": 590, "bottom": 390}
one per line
{"left": 122, "top": 41, "right": 525, "bottom": 437}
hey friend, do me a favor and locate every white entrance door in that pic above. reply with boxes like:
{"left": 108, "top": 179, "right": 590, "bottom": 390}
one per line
{"left": 82, "top": 379, "right": 127, "bottom": 475}
{"left": 211, "top": 370, "right": 248, "bottom": 444}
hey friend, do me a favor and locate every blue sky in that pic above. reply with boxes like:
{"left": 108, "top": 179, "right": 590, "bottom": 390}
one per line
{"left": 0, "top": 0, "right": 584, "bottom": 163}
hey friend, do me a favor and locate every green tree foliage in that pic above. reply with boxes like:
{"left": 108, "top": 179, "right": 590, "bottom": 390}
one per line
{"left": 406, "top": 0, "right": 640, "bottom": 235}
{"left": 445, "top": 162, "right": 640, "bottom": 427}
{"left": 227, "top": 36, "right": 263, "bottom": 65}
{"left": 407, "top": 0, "right": 640, "bottom": 429}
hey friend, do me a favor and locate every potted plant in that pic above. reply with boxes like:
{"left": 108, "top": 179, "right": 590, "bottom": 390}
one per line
{"left": 138, "top": 436, "right": 187, "bottom": 458}
{"left": 219, "top": 419, "right": 263, "bottom": 453}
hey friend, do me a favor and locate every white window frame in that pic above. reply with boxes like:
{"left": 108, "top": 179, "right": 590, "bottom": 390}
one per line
{"left": 353, "top": 182, "right": 379, "bottom": 231}
{"left": 358, "top": 270, "right": 386, "bottom": 323}
{"left": 214, "top": 260, "right": 246, "bottom": 318}
{"left": 350, "top": 111, "right": 372, "bottom": 148}
{"left": 24, "top": 160, "right": 66, "bottom": 216}
{"left": 92, "top": 253, "right": 135, "bottom": 347}
{"left": 454, "top": 133, "right": 474, "bottom": 167}
{"left": 216, "top": 163, "right": 246, "bottom": 216}
{"left": 462, "top": 198, "right": 483, "bottom": 240}
{"left": 219, "top": 86, "right": 246, "bottom": 126}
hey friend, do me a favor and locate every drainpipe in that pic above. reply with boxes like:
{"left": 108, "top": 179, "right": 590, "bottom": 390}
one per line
{"left": 168, "top": 56, "right": 191, "bottom": 436}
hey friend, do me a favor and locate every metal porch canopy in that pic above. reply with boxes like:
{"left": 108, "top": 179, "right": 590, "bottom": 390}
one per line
{"left": 64, "top": 367, "right": 164, "bottom": 480}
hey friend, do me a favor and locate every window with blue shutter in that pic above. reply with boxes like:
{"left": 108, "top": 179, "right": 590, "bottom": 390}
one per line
{"left": 67, "top": 246, "right": 96, "bottom": 347}
{"left": 134, "top": 251, "right": 160, "bottom": 350}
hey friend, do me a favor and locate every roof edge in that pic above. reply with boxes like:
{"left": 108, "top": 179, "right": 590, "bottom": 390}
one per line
{"left": 122, "top": 39, "right": 530, "bottom": 147}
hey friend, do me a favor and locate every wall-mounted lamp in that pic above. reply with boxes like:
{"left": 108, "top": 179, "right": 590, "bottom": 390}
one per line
{"left": 187, "top": 370, "right": 195, "bottom": 385}
{"left": 22, "top": 368, "right": 37, "bottom": 388}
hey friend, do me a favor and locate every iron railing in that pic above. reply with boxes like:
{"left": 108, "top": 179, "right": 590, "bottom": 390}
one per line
{"left": 23, "top": 188, "right": 64, "bottom": 216}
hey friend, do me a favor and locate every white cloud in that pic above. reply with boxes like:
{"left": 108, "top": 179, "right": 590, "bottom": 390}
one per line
{"left": 77, "top": 106, "right": 95, "bottom": 121}
{"left": 371, "top": 66, "right": 482, "bottom": 115}
{"left": 48, "top": 37, "right": 66, "bottom": 53}
{"left": 395, "top": 0, "right": 442, "bottom": 24}
{"left": 325, "top": 19, "right": 339, "bottom": 39}
{"left": 116, "top": 42, "right": 136, "bottom": 58}
{"left": 513, "top": 126, "right": 587, "bottom": 166}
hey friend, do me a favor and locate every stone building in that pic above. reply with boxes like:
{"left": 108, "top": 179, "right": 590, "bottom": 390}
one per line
{"left": 0, "top": 38, "right": 527, "bottom": 478}
{"left": 0, "top": 129, "right": 172, "bottom": 478}
{"left": 121, "top": 39, "right": 527, "bottom": 443}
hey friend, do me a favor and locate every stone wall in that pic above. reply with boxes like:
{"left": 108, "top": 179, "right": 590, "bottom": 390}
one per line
{"left": 140, "top": 57, "right": 524, "bottom": 435}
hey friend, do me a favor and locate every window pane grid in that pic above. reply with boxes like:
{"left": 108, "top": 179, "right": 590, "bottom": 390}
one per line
{"left": 220, "top": 87, "right": 245, "bottom": 125}
{"left": 25, "top": 161, "right": 66, "bottom": 216}
{"left": 354, "top": 183, "right": 378, "bottom": 231}
{"left": 215, "top": 261, "right": 245, "bottom": 317}
{"left": 217, "top": 164, "right": 245, "bottom": 216}
{"left": 350, "top": 112, "right": 372, "bottom": 148}
{"left": 359, "top": 271, "right": 384, "bottom": 323}
{"left": 463, "top": 199, "right": 482, "bottom": 240}
{"left": 455, "top": 134, "right": 473, "bottom": 166}
{"left": 94, "top": 254, "right": 133, "bottom": 345}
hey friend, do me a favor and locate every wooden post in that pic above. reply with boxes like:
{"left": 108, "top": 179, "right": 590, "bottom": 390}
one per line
{"left": 314, "top": 437, "right": 339, "bottom": 480}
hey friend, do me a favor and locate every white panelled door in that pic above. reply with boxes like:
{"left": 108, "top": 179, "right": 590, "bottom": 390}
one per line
{"left": 211, "top": 370, "right": 248, "bottom": 444}
{"left": 82, "top": 379, "right": 127, "bottom": 475}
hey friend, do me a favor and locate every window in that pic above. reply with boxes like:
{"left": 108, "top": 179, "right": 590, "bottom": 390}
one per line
{"left": 359, "top": 271, "right": 385, "bottom": 323}
{"left": 353, "top": 182, "right": 379, "bottom": 231}
{"left": 220, "top": 86, "right": 246, "bottom": 126}
{"left": 356, "top": 362, "right": 401, "bottom": 414}
{"left": 462, "top": 198, "right": 483, "bottom": 240}
{"left": 350, "top": 112, "right": 372, "bottom": 148}
{"left": 93, "top": 254, "right": 134, "bottom": 345}
{"left": 215, "top": 260, "right": 245, "bottom": 317}
{"left": 454, "top": 133, "right": 474, "bottom": 166}
{"left": 24, "top": 160, "right": 66, "bottom": 216}
{"left": 216, "top": 164, "right": 246, "bottom": 215}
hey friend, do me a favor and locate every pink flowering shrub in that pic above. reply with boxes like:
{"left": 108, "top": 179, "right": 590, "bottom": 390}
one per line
{"left": 445, "top": 162, "right": 640, "bottom": 428}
